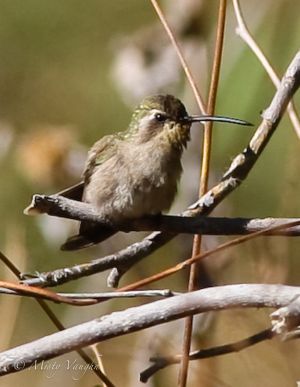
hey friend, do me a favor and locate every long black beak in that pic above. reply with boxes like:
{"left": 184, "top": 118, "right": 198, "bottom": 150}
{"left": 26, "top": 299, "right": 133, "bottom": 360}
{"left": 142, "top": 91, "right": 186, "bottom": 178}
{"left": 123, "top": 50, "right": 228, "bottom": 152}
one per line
{"left": 183, "top": 115, "right": 253, "bottom": 126}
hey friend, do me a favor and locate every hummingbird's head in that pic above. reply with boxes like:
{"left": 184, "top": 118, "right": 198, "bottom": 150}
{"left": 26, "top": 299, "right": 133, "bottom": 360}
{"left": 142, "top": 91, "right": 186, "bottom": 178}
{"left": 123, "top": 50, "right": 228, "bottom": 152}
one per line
{"left": 127, "top": 94, "right": 252, "bottom": 149}
{"left": 128, "top": 94, "right": 192, "bottom": 149}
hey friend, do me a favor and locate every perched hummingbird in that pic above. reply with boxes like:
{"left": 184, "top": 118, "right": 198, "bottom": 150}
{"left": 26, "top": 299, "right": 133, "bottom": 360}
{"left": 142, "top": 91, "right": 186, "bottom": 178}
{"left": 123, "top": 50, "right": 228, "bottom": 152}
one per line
{"left": 60, "top": 94, "right": 251, "bottom": 250}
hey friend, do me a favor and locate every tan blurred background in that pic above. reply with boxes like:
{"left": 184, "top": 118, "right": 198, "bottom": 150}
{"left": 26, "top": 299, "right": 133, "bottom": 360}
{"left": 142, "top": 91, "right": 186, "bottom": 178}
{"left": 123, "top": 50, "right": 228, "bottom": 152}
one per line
{"left": 0, "top": 0, "right": 300, "bottom": 386}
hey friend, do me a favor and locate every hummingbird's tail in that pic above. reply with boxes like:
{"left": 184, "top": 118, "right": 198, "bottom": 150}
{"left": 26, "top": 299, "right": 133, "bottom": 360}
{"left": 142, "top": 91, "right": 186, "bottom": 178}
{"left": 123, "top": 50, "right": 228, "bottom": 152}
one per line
{"left": 61, "top": 226, "right": 116, "bottom": 251}
{"left": 60, "top": 234, "right": 94, "bottom": 251}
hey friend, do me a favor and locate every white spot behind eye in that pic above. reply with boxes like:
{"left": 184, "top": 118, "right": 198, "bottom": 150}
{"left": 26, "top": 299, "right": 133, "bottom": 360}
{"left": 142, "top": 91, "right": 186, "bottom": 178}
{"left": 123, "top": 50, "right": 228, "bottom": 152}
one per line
{"left": 150, "top": 109, "right": 167, "bottom": 119}
{"left": 138, "top": 109, "right": 170, "bottom": 136}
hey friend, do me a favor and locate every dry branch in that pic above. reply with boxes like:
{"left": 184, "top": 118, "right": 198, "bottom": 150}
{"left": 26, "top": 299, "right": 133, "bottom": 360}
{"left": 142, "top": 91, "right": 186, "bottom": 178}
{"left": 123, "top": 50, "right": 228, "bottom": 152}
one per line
{"left": 22, "top": 211, "right": 300, "bottom": 289}
{"left": 25, "top": 194, "right": 300, "bottom": 235}
{"left": 0, "top": 251, "right": 115, "bottom": 386}
{"left": 114, "top": 219, "right": 300, "bottom": 293}
{"left": 0, "top": 287, "right": 177, "bottom": 302}
{"left": 0, "top": 284, "right": 299, "bottom": 377}
{"left": 140, "top": 328, "right": 274, "bottom": 382}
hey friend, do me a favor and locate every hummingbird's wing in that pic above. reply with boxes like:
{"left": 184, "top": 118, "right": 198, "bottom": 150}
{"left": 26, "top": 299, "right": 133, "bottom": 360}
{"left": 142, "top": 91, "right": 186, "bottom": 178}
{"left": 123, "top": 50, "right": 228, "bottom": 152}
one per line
{"left": 61, "top": 133, "right": 123, "bottom": 251}
{"left": 83, "top": 133, "right": 122, "bottom": 185}
{"left": 55, "top": 134, "right": 122, "bottom": 202}
{"left": 57, "top": 182, "right": 84, "bottom": 201}
{"left": 58, "top": 132, "right": 123, "bottom": 202}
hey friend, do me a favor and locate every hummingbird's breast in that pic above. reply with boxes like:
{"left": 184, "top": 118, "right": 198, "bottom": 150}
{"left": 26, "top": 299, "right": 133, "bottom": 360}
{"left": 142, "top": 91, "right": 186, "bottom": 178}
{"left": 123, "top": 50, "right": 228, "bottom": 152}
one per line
{"left": 83, "top": 138, "right": 183, "bottom": 222}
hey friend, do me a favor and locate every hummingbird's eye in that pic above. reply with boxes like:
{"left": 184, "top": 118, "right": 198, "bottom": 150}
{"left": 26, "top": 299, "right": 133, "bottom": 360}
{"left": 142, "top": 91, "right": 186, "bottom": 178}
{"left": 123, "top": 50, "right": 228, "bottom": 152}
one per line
{"left": 154, "top": 113, "right": 167, "bottom": 122}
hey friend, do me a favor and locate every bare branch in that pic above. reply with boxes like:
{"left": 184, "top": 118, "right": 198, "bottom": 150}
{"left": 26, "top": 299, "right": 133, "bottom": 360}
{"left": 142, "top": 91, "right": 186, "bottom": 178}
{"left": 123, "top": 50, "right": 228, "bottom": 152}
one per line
{"left": 24, "top": 194, "right": 300, "bottom": 235}
{"left": 140, "top": 328, "right": 274, "bottom": 383}
{"left": 116, "top": 220, "right": 300, "bottom": 292}
{"left": 0, "top": 287, "right": 178, "bottom": 301}
{"left": 58, "top": 289, "right": 178, "bottom": 299}
{"left": 0, "top": 250, "right": 116, "bottom": 386}
{"left": 107, "top": 49, "right": 300, "bottom": 286}
{"left": 0, "top": 284, "right": 299, "bottom": 377}
{"left": 0, "top": 280, "right": 99, "bottom": 306}
{"left": 21, "top": 214, "right": 300, "bottom": 288}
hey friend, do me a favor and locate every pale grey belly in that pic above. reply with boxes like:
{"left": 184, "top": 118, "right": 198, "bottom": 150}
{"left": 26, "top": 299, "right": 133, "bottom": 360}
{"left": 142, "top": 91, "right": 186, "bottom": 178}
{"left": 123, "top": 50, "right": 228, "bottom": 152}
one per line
{"left": 111, "top": 178, "right": 177, "bottom": 219}
{"left": 84, "top": 162, "right": 180, "bottom": 222}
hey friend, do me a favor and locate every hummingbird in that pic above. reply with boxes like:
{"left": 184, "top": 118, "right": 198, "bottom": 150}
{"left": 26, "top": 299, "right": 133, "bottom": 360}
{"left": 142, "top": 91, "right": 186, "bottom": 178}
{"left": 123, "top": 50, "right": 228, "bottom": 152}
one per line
{"left": 60, "top": 94, "right": 251, "bottom": 250}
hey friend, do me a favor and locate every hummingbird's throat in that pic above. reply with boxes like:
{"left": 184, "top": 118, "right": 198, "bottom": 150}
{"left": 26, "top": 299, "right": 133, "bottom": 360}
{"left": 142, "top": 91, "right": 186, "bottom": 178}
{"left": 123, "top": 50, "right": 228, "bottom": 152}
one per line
{"left": 167, "top": 124, "right": 190, "bottom": 150}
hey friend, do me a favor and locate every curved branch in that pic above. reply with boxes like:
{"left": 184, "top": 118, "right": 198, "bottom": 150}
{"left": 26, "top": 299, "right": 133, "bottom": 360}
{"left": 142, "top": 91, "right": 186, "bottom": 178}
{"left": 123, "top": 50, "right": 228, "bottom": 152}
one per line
{"left": 140, "top": 328, "right": 274, "bottom": 382}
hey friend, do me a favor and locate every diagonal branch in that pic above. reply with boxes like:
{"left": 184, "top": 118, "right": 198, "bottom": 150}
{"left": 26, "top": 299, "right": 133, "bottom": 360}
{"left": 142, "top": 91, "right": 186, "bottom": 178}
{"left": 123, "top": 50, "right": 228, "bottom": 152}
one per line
{"left": 107, "top": 49, "right": 300, "bottom": 286}
{"left": 149, "top": 0, "right": 206, "bottom": 113}
{"left": 140, "top": 328, "right": 274, "bottom": 383}
{"left": 0, "top": 250, "right": 115, "bottom": 386}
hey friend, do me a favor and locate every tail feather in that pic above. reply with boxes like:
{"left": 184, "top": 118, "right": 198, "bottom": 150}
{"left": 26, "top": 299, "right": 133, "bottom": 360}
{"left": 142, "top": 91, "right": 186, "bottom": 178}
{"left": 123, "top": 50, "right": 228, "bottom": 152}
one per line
{"left": 61, "top": 234, "right": 95, "bottom": 251}
{"left": 61, "top": 226, "right": 116, "bottom": 251}
{"left": 58, "top": 182, "right": 84, "bottom": 201}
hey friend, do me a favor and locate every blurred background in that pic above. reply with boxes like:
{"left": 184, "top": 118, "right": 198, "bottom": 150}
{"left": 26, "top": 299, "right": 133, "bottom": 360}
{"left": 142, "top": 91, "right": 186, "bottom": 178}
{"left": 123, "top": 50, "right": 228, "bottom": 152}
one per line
{"left": 0, "top": 0, "right": 300, "bottom": 386}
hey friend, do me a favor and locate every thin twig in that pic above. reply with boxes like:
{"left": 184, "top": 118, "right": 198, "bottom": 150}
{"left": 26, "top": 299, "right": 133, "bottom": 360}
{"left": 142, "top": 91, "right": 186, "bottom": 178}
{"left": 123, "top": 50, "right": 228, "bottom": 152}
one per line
{"left": 0, "top": 287, "right": 178, "bottom": 301}
{"left": 0, "top": 280, "right": 98, "bottom": 305}
{"left": 0, "top": 251, "right": 20, "bottom": 278}
{"left": 57, "top": 289, "right": 178, "bottom": 299}
{"left": 117, "top": 220, "right": 300, "bottom": 292}
{"left": 180, "top": 1, "right": 227, "bottom": 385}
{"left": 90, "top": 344, "right": 107, "bottom": 387}
{"left": 232, "top": 0, "right": 300, "bottom": 138}
{"left": 140, "top": 328, "right": 274, "bottom": 382}
{"left": 150, "top": 0, "right": 206, "bottom": 114}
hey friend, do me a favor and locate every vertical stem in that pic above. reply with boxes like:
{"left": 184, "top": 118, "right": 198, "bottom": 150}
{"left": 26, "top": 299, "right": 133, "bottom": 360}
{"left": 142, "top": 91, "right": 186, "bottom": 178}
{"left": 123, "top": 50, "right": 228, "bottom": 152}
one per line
{"left": 150, "top": 0, "right": 206, "bottom": 114}
{"left": 178, "top": 1, "right": 227, "bottom": 386}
